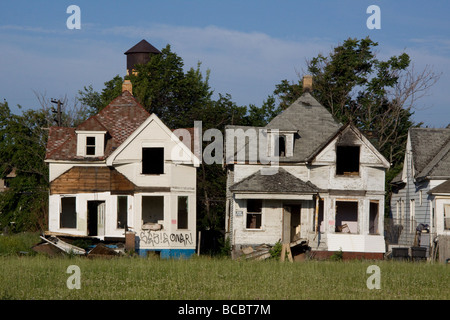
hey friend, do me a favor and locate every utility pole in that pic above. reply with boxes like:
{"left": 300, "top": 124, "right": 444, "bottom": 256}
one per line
{"left": 51, "top": 99, "right": 63, "bottom": 126}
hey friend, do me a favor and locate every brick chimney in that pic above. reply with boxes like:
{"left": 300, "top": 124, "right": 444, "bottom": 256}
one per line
{"left": 303, "top": 75, "right": 313, "bottom": 93}
{"left": 122, "top": 80, "right": 133, "bottom": 95}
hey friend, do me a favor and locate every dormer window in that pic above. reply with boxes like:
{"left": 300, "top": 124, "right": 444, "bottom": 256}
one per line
{"left": 268, "top": 130, "right": 295, "bottom": 158}
{"left": 76, "top": 130, "right": 106, "bottom": 157}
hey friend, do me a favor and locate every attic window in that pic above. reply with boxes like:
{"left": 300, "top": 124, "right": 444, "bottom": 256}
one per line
{"left": 142, "top": 147, "right": 164, "bottom": 174}
{"left": 336, "top": 146, "right": 360, "bottom": 175}
{"left": 86, "top": 137, "right": 96, "bottom": 156}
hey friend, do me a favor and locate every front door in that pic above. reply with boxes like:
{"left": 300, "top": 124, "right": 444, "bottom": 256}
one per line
{"left": 88, "top": 201, "right": 105, "bottom": 237}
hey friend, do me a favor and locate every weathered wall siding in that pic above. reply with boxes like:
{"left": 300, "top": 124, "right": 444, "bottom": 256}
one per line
{"left": 50, "top": 167, "right": 135, "bottom": 195}
{"left": 135, "top": 192, "right": 196, "bottom": 251}
{"left": 49, "top": 192, "right": 123, "bottom": 237}
{"left": 232, "top": 198, "right": 282, "bottom": 246}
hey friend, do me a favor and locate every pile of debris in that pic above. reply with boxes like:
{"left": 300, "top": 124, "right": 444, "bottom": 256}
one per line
{"left": 32, "top": 234, "right": 126, "bottom": 258}
{"left": 233, "top": 239, "right": 310, "bottom": 261}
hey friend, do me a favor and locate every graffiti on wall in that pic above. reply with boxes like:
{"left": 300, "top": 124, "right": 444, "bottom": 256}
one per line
{"left": 139, "top": 230, "right": 194, "bottom": 247}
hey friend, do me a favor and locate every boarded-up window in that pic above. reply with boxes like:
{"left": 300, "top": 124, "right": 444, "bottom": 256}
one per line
{"left": 86, "top": 137, "right": 96, "bottom": 156}
{"left": 60, "top": 197, "right": 76, "bottom": 228}
{"left": 142, "top": 148, "right": 164, "bottom": 174}
{"left": 177, "top": 196, "right": 188, "bottom": 229}
{"left": 117, "top": 196, "right": 128, "bottom": 229}
{"left": 142, "top": 196, "right": 164, "bottom": 224}
{"left": 335, "top": 201, "right": 358, "bottom": 233}
{"left": 336, "top": 146, "right": 360, "bottom": 175}
{"left": 445, "top": 204, "right": 450, "bottom": 230}
{"left": 246, "top": 199, "right": 262, "bottom": 229}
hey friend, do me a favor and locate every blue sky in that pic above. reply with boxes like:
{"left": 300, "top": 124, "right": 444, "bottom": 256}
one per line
{"left": 1, "top": 0, "right": 449, "bottom": 127}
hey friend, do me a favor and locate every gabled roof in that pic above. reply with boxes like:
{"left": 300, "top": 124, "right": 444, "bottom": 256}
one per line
{"left": 229, "top": 167, "right": 319, "bottom": 194}
{"left": 409, "top": 128, "right": 450, "bottom": 179}
{"left": 45, "top": 91, "right": 150, "bottom": 161}
{"left": 226, "top": 92, "right": 343, "bottom": 163}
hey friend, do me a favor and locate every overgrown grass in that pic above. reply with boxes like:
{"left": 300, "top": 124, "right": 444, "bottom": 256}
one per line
{"left": 0, "top": 233, "right": 448, "bottom": 300}
{"left": 0, "top": 232, "right": 40, "bottom": 256}
{"left": 0, "top": 254, "right": 448, "bottom": 300}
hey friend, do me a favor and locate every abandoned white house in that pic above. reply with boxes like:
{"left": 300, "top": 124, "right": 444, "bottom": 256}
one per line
{"left": 390, "top": 126, "right": 450, "bottom": 258}
{"left": 45, "top": 40, "right": 200, "bottom": 258}
{"left": 225, "top": 76, "right": 390, "bottom": 259}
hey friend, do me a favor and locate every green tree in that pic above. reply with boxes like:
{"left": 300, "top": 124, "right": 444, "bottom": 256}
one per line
{"left": 0, "top": 101, "right": 49, "bottom": 232}
{"left": 273, "top": 37, "right": 439, "bottom": 169}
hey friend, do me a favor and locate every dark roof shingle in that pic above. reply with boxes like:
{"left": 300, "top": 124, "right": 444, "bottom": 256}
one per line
{"left": 46, "top": 91, "right": 150, "bottom": 161}
{"left": 230, "top": 167, "right": 319, "bottom": 194}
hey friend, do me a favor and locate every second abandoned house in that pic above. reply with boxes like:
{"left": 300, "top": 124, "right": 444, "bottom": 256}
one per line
{"left": 225, "top": 76, "right": 390, "bottom": 259}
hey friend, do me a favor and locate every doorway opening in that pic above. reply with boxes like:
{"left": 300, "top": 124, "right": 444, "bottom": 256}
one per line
{"left": 88, "top": 201, "right": 105, "bottom": 237}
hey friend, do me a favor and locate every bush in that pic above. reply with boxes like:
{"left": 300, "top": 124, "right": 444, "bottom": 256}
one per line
{"left": 269, "top": 241, "right": 282, "bottom": 259}
{"left": 330, "top": 248, "right": 344, "bottom": 261}
{"left": 0, "top": 232, "right": 40, "bottom": 256}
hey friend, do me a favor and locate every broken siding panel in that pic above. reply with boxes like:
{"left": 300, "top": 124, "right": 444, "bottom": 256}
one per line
{"left": 50, "top": 167, "right": 135, "bottom": 195}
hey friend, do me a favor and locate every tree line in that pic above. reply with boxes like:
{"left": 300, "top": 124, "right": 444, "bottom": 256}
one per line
{"left": 0, "top": 37, "right": 440, "bottom": 233}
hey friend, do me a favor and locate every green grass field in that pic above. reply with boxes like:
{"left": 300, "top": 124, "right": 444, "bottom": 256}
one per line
{"left": 0, "top": 233, "right": 448, "bottom": 300}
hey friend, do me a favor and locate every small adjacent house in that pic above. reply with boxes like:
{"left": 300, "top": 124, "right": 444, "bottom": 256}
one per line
{"left": 45, "top": 81, "right": 200, "bottom": 258}
{"left": 225, "top": 76, "right": 390, "bottom": 259}
{"left": 390, "top": 126, "right": 450, "bottom": 258}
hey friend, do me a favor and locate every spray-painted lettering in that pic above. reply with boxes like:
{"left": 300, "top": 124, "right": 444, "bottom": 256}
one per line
{"left": 139, "top": 231, "right": 193, "bottom": 247}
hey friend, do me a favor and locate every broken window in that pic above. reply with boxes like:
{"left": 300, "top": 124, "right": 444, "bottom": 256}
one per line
{"left": 335, "top": 201, "right": 358, "bottom": 233}
{"left": 117, "top": 196, "right": 128, "bottom": 229}
{"left": 444, "top": 204, "right": 450, "bottom": 230}
{"left": 142, "top": 147, "right": 164, "bottom": 174}
{"left": 246, "top": 199, "right": 262, "bottom": 229}
{"left": 336, "top": 146, "right": 360, "bottom": 175}
{"left": 60, "top": 197, "right": 76, "bottom": 229}
{"left": 177, "top": 196, "right": 188, "bottom": 229}
{"left": 86, "top": 137, "right": 96, "bottom": 156}
{"left": 142, "top": 196, "right": 164, "bottom": 224}
{"left": 369, "top": 201, "right": 379, "bottom": 235}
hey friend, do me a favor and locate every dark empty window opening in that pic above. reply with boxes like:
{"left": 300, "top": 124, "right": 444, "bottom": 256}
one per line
{"left": 142, "top": 196, "right": 164, "bottom": 225}
{"left": 117, "top": 196, "right": 128, "bottom": 229}
{"left": 335, "top": 201, "right": 358, "bottom": 233}
{"left": 86, "top": 137, "right": 96, "bottom": 156}
{"left": 142, "top": 147, "right": 164, "bottom": 174}
{"left": 177, "top": 196, "right": 188, "bottom": 229}
{"left": 246, "top": 199, "right": 262, "bottom": 229}
{"left": 277, "top": 136, "right": 286, "bottom": 157}
{"left": 60, "top": 197, "right": 76, "bottom": 229}
{"left": 336, "top": 146, "right": 360, "bottom": 175}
